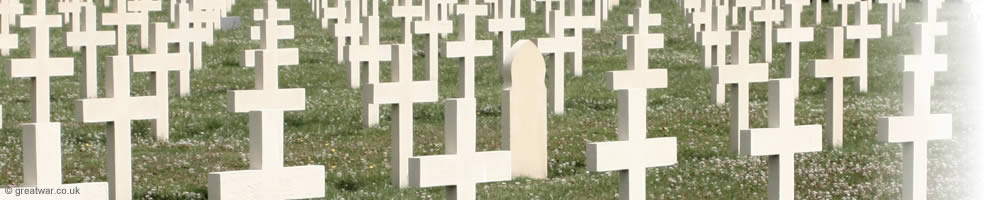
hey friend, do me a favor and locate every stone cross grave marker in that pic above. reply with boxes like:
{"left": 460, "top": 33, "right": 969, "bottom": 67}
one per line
{"left": 364, "top": 44, "right": 439, "bottom": 188}
{"left": 774, "top": 0, "right": 813, "bottom": 99}
{"left": 488, "top": 0, "right": 525, "bottom": 77}
{"left": 58, "top": 0, "right": 88, "bottom": 52}
{"left": 410, "top": 98, "right": 512, "bottom": 200}
{"left": 392, "top": 0, "right": 423, "bottom": 44}
{"left": 66, "top": 2, "right": 115, "bottom": 98}
{"left": 537, "top": 8, "right": 589, "bottom": 115}
{"left": 126, "top": 0, "right": 162, "bottom": 49}
{"left": 414, "top": 0, "right": 455, "bottom": 82}
{"left": 878, "top": 0, "right": 951, "bottom": 199}
{"left": 0, "top": 0, "right": 22, "bottom": 55}
{"left": 348, "top": 13, "right": 393, "bottom": 127}
{"left": 502, "top": 40, "right": 549, "bottom": 179}
{"left": 175, "top": 0, "right": 216, "bottom": 71}
{"left": 208, "top": 1, "right": 326, "bottom": 199}
{"left": 129, "top": 22, "right": 196, "bottom": 141}
{"left": 698, "top": 0, "right": 730, "bottom": 70}
{"left": 564, "top": 0, "right": 600, "bottom": 77}
{"left": 808, "top": 0, "right": 880, "bottom": 148}
{"left": 333, "top": 0, "right": 363, "bottom": 66}
{"left": 8, "top": 0, "right": 109, "bottom": 198}
{"left": 446, "top": 0, "right": 492, "bottom": 99}
{"left": 712, "top": 25, "right": 769, "bottom": 154}
{"left": 586, "top": 1, "right": 678, "bottom": 199}
{"left": 740, "top": 79, "right": 823, "bottom": 200}
{"left": 752, "top": 0, "right": 782, "bottom": 62}
{"left": 878, "top": 0, "right": 906, "bottom": 36}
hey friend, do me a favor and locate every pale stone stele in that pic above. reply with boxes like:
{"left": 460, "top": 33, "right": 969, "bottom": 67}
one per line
{"left": 502, "top": 40, "right": 549, "bottom": 179}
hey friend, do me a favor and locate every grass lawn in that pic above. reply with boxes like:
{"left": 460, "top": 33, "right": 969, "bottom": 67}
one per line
{"left": 0, "top": 0, "right": 976, "bottom": 199}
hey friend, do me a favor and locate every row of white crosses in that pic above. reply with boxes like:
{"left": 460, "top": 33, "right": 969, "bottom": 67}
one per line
{"left": 878, "top": 0, "right": 952, "bottom": 200}
{"left": 537, "top": 0, "right": 598, "bottom": 114}
{"left": 808, "top": 0, "right": 880, "bottom": 148}
{"left": 210, "top": 1, "right": 326, "bottom": 199}
{"left": 587, "top": 0, "right": 678, "bottom": 200}
{"left": 7, "top": 0, "right": 110, "bottom": 199}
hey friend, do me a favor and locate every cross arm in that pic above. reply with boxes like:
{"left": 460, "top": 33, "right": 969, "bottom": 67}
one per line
{"left": 586, "top": 137, "right": 677, "bottom": 172}
{"left": 808, "top": 58, "right": 864, "bottom": 78}
{"left": 712, "top": 63, "right": 768, "bottom": 85}
{"left": 227, "top": 88, "right": 306, "bottom": 113}
{"left": 408, "top": 151, "right": 513, "bottom": 187}
{"left": 878, "top": 114, "right": 952, "bottom": 143}
{"left": 415, "top": 20, "right": 454, "bottom": 35}
{"left": 362, "top": 81, "right": 438, "bottom": 105}
{"left": 739, "top": 125, "right": 822, "bottom": 156}
{"left": 751, "top": 9, "right": 783, "bottom": 23}
{"left": 66, "top": 30, "right": 116, "bottom": 47}
{"left": 76, "top": 96, "right": 165, "bottom": 123}
{"left": 444, "top": 40, "right": 492, "bottom": 58}
{"left": 901, "top": 54, "right": 948, "bottom": 72}
{"left": 606, "top": 69, "right": 668, "bottom": 91}
{"left": 617, "top": 33, "right": 664, "bottom": 51}
{"left": 487, "top": 18, "right": 525, "bottom": 32}
{"left": 775, "top": 27, "right": 813, "bottom": 43}
{"left": 208, "top": 165, "right": 325, "bottom": 200}
{"left": 6, "top": 58, "right": 74, "bottom": 78}
{"left": 132, "top": 53, "right": 191, "bottom": 72}
{"left": 846, "top": 24, "right": 881, "bottom": 40}
{"left": 17, "top": 14, "right": 62, "bottom": 28}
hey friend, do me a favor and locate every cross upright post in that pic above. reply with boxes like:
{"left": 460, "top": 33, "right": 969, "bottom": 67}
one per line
{"left": 0, "top": 0, "right": 22, "bottom": 55}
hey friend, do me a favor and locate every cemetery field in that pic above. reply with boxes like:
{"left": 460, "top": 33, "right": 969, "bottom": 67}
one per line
{"left": 0, "top": 0, "right": 977, "bottom": 199}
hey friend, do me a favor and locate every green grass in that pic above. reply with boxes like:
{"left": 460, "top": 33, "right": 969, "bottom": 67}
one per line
{"left": 0, "top": 0, "right": 974, "bottom": 199}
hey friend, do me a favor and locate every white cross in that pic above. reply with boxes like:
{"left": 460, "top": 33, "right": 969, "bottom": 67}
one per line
{"left": 0, "top": 0, "right": 22, "bottom": 55}
{"left": 126, "top": 0, "right": 162, "bottom": 49}
{"left": 445, "top": 0, "right": 492, "bottom": 99}
{"left": 104, "top": 0, "right": 147, "bottom": 56}
{"left": 752, "top": 0, "right": 782, "bottom": 62}
{"left": 128, "top": 22, "right": 196, "bottom": 141}
{"left": 77, "top": 56, "right": 165, "bottom": 200}
{"left": 535, "top": 0, "right": 562, "bottom": 35}
{"left": 697, "top": 0, "right": 730, "bottom": 70}
{"left": 740, "top": 79, "right": 823, "bottom": 200}
{"left": 347, "top": 15, "right": 392, "bottom": 127}
{"left": 807, "top": 0, "right": 880, "bottom": 148}
{"left": 414, "top": 0, "right": 455, "bottom": 82}
{"left": 774, "top": 0, "right": 813, "bottom": 99}
{"left": 563, "top": 0, "right": 600, "bottom": 76}
{"left": 410, "top": 98, "right": 512, "bottom": 200}
{"left": 319, "top": 0, "right": 343, "bottom": 29}
{"left": 487, "top": 0, "right": 524, "bottom": 76}
{"left": 333, "top": 0, "right": 362, "bottom": 68}
{"left": 683, "top": 0, "right": 710, "bottom": 41}
{"left": 728, "top": 0, "right": 758, "bottom": 29}
{"left": 175, "top": 0, "right": 216, "bottom": 70}
{"left": 8, "top": 1, "right": 107, "bottom": 199}
{"left": 587, "top": 1, "right": 677, "bottom": 200}
{"left": 58, "top": 0, "right": 89, "bottom": 52}
{"left": 878, "top": 1, "right": 950, "bottom": 200}
{"left": 878, "top": 0, "right": 906, "bottom": 36}
{"left": 537, "top": 7, "right": 596, "bottom": 115}
{"left": 363, "top": 44, "right": 438, "bottom": 188}
{"left": 192, "top": 0, "right": 225, "bottom": 29}
{"left": 209, "top": 1, "right": 325, "bottom": 199}
{"left": 65, "top": 1, "right": 115, "bottom": 99}
{"left": 392, "top": 0, "right": 423, "bottom": 44}
{"left": 712, "top": 28, "right": 769, "bottom": 154}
